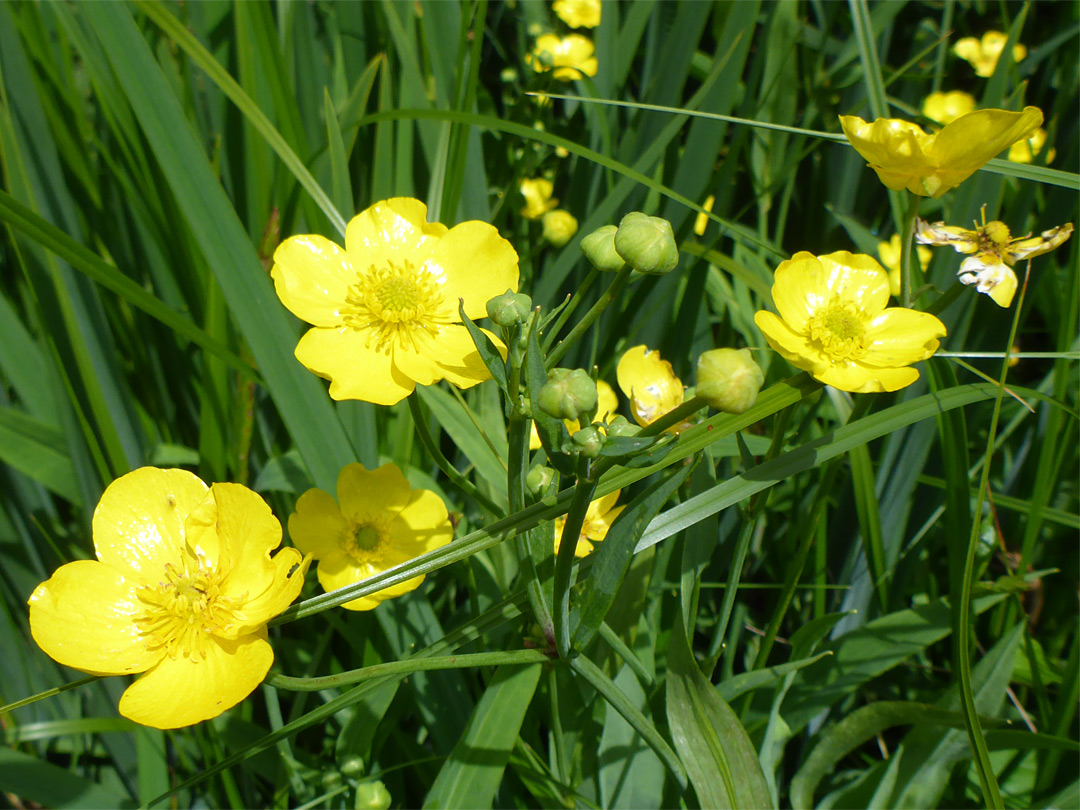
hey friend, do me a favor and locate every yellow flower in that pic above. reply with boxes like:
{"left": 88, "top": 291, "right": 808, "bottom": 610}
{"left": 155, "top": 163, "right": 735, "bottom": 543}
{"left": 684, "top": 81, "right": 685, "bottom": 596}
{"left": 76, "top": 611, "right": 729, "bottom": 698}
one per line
{"left": 542, "top": 209, "right": 579, "bottom": 246}
{"left": 28, "top": 468, "right": 308, "bottom": 729}
{"left": 520, "top": 177, "right": 559, "bottom": 219}
{"left": 616, "top": 345, "right": 689, "bottom": 431}
{"left": 527, "top": 33, "right": 599, "bottom": 81}
{"left": 289, "top": 463, "right": 453, "bottom": 611}
{"left": 921, "top": 90, "right": 976, "bottom": 125}
{"left": 838, "top": 106, "right": 1043, "bottom": 198}
{"left": 916, "top": 214, "right": 1074, "bottom": 307}
{"left": 553, "top": 0, "right": 601, "bottom": 29}
{"left": 753, "top": 251, "right": 947, "bottom": 393}
{"left": 694, "top": 194, "right": 715, "bottom": 237}
{"left": 272, "top": 198, "right": 518, "bottom": 406}
{"left": 553, "top": 490, "right": 625, "bottom": 557}
{"left": 530, "top": 379, "right": 618, "bottom": 450}
{"left": 1008, "top": 128, "right": 1055, "bottom": 165}
{"left": 954, "top": 31, "right": 1027, "bottom": 78}
{"left": 877, "top": 234, "right": 932, "bottom": 298}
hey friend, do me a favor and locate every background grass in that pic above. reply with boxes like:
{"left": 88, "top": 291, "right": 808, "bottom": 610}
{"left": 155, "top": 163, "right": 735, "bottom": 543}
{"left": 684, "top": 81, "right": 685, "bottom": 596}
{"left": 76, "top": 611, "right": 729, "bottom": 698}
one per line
{"left": 1, "top": 1, "right": 1077, "bottom": 808}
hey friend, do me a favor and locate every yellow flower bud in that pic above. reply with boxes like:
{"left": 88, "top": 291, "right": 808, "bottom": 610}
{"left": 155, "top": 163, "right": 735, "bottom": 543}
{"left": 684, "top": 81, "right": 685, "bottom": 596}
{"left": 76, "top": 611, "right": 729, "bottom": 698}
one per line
{"left": 542, "top": 209, "right": 579, "bottom": 247}
{"left": 696, "top": 348, "right": 765, "bottom": 414}
{"left": 354, "top": 781, "right": 392, "bottom": 810}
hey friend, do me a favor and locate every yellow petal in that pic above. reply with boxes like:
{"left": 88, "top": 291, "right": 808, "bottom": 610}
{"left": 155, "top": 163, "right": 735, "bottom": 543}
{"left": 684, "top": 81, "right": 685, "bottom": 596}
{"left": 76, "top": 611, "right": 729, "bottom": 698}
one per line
{"left": 92, "top": 467, "right": 209, "bottom": 582}
{"left": 529, "top": 421, "right": 542, "bottom": 450}
{"left": 339, "top": 463, "right": 412, "bottom": 521}
{"left": 1009, "top": 223, "right": 1073, "bottom": 261}
{"left": 595, "top": 380, "right": 618, "bottom": 422}
{"left": 584, "top": 504, "right": 625, "bottom": 541}
{"left": 229, "top": 547, "right": 308, "bottom": 632}
{"left": 317, "top": 554, "right": 422, "bottom": 611}
{"left": 398, "top": 488, "right": 451, "bottom": 532}
{"left": 816, "top": 251, "right": 891, "bottom": 315}
{"left": 771, "top": 252, "right": 824, "bottom": 332}
{"left": 271, "top": 235, "right": 354, "bottom": 327}
{"left": 818, "top": 362, "right": 921, "bottom": 393}
{"left": 387, "top": 512, "right": 452, "bottom": 561}
{"left": 861, "top": 309, "right": 947, "bottom": 367}
{"left": 588, "top": 488, "right": 621, "bottom": 522}
{"left": 930, "top": 107, "right": 1043, "bottom": 183}
{"left": 425, "top": 221, "right": 519, "bottom": 321}
{"left": 344, "top": 198, "right": 447, "bottom": 275}
{"left": 408, "top": 324, "right": 503, "bottom": 390}
{"left": 118, "top": 631, "right": 274, "bottom": 729}
{"left": 754, "top": 310, "right": 828, "bottom": 376}
{"left": 986, "top": 269, "right": 1018, "bottom": 308}
{"left": 289, "top": 488, "right": 348, "bottom": 560}
{"left": 29, "top": 560, "right": 160, "bottom": 676}
{"left": 295, "top": 326, "right": 416, "bottom": 405}
{"left": 839, "top": 116, "right": 936, "bottom": 176}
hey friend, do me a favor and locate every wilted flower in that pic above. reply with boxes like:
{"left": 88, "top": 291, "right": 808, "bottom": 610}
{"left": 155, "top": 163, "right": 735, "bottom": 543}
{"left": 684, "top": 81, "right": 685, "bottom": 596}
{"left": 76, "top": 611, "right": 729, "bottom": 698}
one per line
{"left": 839, "top": 107, "right": 1043, "bottom": 197}
{"left": 553, "top": 490, "right": 625, "bottom": 557}
{"left": 553, "top": 0, "right": 600, "bottom": 29}
{"left": 1008, "top": 128, "right": 1055, "bottom": 165}
{"left": 520, "top": 177, "right": 558, "bottom": 219}
{"left": 28, "top": 468, "right": 308, "bottom": 729}
{"left": 916, "top": 214, "right": 1074, "bottom": 307}
{"left": 617, "top": 345, "right": 688, "bottom": 430}
{"left": 527, "top": 33, "right": 598, "bottom": 81}
{"left": 922, "top": 90, "right": 976, "bottom": 125}
{"left": 877, "top": 234, "right": 932, "bottom": 298}
{"left": 754, "top": 251, "right": 947, "bottom": 392}
{"left": 954, "top": 31, "right": 1027, "bottom": 78}
{"left": 289, "top": 463, "right": 453, "bottom": 611}
{"left": 271, "top": 198, "right": 518, "bottom": 405}
{"left": 542, "top": 209, "right": 579, "bottom": 246}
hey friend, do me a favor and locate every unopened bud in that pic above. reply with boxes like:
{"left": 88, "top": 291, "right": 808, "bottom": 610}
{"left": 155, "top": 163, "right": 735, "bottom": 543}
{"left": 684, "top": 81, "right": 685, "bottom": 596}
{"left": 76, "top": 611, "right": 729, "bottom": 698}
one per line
{"left": 526, "top": 465, "right": 555, "bottom": 494}
{"left": 542, "top": 209, "right": 579, "bottom": 247}
{"left": 696, "top": 348, "right": 764, "bottom": 414}
{"left": 537, "top": 368, "right": 598, "bottom": 421}
{"left": 580, "top": 225, "right": 626, "bottom": 271}
{"left": 486, "top": 289, "right": 533, "bottom": 327}
{"left": 354, "top": 780, "right": 392, "bottom": 810}
{"left": 340, "top": 755, "right": 365, "bottom": 778}
{"left": 605, "top": 415, "right": 641, "bottom": 438}
{"left": 572, "top": 425, "right": 604, "bottom": 458}
{"left": 614, "top": 212, "right": 679, "bottom": 274}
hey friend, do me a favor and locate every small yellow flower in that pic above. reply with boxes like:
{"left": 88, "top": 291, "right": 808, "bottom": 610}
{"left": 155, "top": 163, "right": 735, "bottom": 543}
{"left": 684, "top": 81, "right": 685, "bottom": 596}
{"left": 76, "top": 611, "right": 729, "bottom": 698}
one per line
{"left": 877, "top": 234, "right": 932, "bottom": 298}
{"left": 921, "top": 90, "right": 976, "bottom": 125}
{"left": 520, "top": 177, "right": 559, "bottom": 219}
{"left": 28, "top": 468, "right": 308, "bottom": 729}
{"left": 553, "top": 490, "right": 625, "bottom": 557}
{"left": 542, "top": 209, "right": 579, "bottom": 246}
{"left": 916, "top": 213, "right": 1074, "bottom": 307}
{"left": 753, "top": 251, "right": 947, "bottom": 393}
{"left": 527, "top": 33, "right": 599, "bottom": 81}
{"left": 553, "top": 0, "right": 601, "bottom": 29}
{"left": 1008, "top": 128, "right": 1055, "bottom": 165}
{"left": 616, "top": 345, "right": 689, "bottom": 431}
{"left": 839, "top": 106, "right": 1043, "bottom": 198}
{"left": 694, "top": 194, "right": 716, "bottom": 237}
{"left": 954, "top": 31, "right": 1027, "bottom": 78}
{"left": 271, "top": 198, "right": 518, "bottom": 406}
{"left": 530, "top": 379, "right": 618, "bottom": 450}
{"left": 289, "top": 463, "right": 453, "bottom": 611}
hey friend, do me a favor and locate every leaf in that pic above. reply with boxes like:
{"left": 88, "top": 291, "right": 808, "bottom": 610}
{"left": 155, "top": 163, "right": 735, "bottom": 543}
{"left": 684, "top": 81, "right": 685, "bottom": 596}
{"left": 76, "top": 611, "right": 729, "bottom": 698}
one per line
{"left": 0, "top": 406, "right": 81, "bottom": 504}
{"left": 458, "top": 300, "right": 507, "bottom": 391}
{"left": 415, "top": 384, "right": 507, "bottom": 496}
{"left": 598, "top": 665, "right": 665, "bottom": 809}
{"left": 666, "top": 617, "right": 773, "bottom": 809}
{"left": 716, "top": 652, "right": 833, "bottom": 703}
{"left": 0, "top": 746, "right": 135, "bottom": 809}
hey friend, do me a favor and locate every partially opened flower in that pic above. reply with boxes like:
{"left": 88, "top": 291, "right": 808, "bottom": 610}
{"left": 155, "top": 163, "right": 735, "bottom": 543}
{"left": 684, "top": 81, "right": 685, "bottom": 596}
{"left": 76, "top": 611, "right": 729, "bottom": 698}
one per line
{"left": 272, "top": 198, "right": 518, "bottom": 405}
{"left": 289, "top": 463, "right": 452, "bottom": 611}
{"left": 553, "top": 490, "right": 624, "bottom": 557}
{"left": 617, "top": 346, "right": 689, "bottom": 431}
{"left": 520, "top": 177, "right": 558, "bottom": 219}
{"left": 954, "top": 31, "right": 1027, "bottom": 78}
{"left": 921, "top": 90, "right": 976, "bottom": 125}
{"left": 530, "top": 379, "right": 618, "bottom": 449}
{"left": 1009, "top": 128, "right": 1055, "bottom": 165}
{"left": 839, "top": 107, "right": 1043, "bottom": 197}
{"left": 553, "top": 0, "right": 600, "bottom": 29}
{"left": 916, "top": 214, "right": 1074, "bottom": 307}
{"left": 754, "top": 251, "right": 947, "bottom": 392}
{"left": 877, "top": 234, "right": 932, "bottom": 298}
{"left": 527, "top": 33, "right": 598, "bottom": 81}
{"left": 28, "top": 468, "right": 308, "bottom": 729}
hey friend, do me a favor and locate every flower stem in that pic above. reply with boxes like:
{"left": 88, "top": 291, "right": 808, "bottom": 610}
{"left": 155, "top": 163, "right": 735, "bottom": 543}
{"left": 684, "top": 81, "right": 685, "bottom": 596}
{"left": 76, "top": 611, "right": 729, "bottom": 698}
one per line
{"left": 900, "top": 190, "right": 921, "bottom": 308}
{"left": 408, "top": 392, "right": 505, "bottom": 517}
{"left": 546, "top": 264, "right": 632, "bottom": 369}
{"left": 542, "top": 266, "right": 598, "bottom": 353}
{"left": 553, "top": 457, "right": 598, "bottom": 658}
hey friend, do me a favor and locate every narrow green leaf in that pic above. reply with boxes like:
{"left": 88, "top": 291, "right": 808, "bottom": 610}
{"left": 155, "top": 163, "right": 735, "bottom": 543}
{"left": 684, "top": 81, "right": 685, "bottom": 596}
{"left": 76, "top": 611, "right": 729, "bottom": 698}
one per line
{"left": 0, "top": 406, "right": 81, "bottom": 504}
{"left": 0, "top": 746, "right": 133, "bottom": 809}
{"left": 415, "top": 385, "right": 507, "bottom": 496}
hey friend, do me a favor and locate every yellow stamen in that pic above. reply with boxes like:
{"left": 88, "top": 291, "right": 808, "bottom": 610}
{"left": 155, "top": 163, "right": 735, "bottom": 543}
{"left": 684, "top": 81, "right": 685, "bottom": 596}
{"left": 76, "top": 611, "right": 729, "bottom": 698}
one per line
{"left": 808, "top": 298, "right": 868, "bottom": 360}
{"left": 341, "top": 261, "right": 447, "bottom": 353}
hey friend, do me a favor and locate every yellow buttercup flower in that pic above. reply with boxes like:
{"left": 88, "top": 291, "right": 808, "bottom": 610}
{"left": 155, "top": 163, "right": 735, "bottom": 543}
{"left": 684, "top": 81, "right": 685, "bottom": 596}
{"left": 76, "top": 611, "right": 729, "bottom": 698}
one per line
{"left": 520, "top": 177, "right": 559, "bottom": 219}
{"left": 530, "top": 379, "right": 618, "bottom": 450}
{"left": 272, "top": 198, "right": 518, "bottom": 406}
{"left": 289, "top": 463, "right": 453, "bottom": 611}
{"left": 1008, "top": 128, "right": 1055, "bottom": 165}
{"left": 28, "top": 468, "right": 308, "bottom": 729}
{"left": 916, "top": 214, "right": 1074, "bottom": 307}
{"left": 921, "top": 90, "right": 976, "bottom": 125}
{"left": 877, "top": 234, "right": 932, "bottom": 298}
{"left": 553, "top": 490, "right": 624, "bottom": 557}
{"left": 553, "top": 0, "right": 600, "bottom": 29}
{"left": 527, "top": 33, "right": 598, "bottom": 81}
{"left": 754, "top": 251, "right": 947, "bottom": 393}
{"left": 616, "top": 345, "right": 689, "bottom": 431}
{"left": 694, "top": 194, "right": 716, "bottom": 237}
{"left": 839, "top": 106, "right": 1043, "bottom": 198}
{"left": 954, "top": 31, "right": 1027, "bottom": 78}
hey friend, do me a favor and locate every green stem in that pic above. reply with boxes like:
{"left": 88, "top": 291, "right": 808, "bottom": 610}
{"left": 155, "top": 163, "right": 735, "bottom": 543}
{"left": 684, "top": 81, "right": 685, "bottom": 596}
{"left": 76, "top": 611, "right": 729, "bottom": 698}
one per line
{"left": 546, "top": 264, "right": 632, "bottom": 369}
{"left": 408, "top": 393, "right": 505, "bottom": 517}
{"left": 553, "top": 458, "right": 599, "bottom": 658}
{"left": 598, "top": 621, "right": 653, "bottom": 685}
{"left": 542, "top": 266, "right": 598, "bottom": 353}
{"left": 592, "top": 395, "right": 709, "bottom": 481}
{"left": 899, "top": 190, "right": 921, "bottom": 308}
{"left": 267, "top": 649, "right": 553, "bottom": 691}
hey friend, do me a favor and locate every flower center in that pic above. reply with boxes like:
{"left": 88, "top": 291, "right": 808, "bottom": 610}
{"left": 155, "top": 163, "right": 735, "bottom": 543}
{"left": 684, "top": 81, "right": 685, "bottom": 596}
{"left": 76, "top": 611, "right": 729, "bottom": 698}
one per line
{"left": 808, "top": 298, "right": 868, "bottom": 361}
{"left": 342, "top": 261, "right": 447, "bottom": 353}
{"left": 134, "top": 559, "right": 242, "bottom": 661}
{"left": 344, "top": 517, "right": 392, "bottom": 564}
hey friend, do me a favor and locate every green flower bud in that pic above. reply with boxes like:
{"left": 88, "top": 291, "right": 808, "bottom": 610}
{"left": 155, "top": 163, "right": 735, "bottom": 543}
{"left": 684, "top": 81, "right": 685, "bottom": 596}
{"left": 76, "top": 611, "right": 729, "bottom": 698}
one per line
{"left": 604, "top": 415, "right": 641, "bottom": 438}
{"left": 580, "top": 225, "right": 626, "bottom": 271}
{"left": 572, "top": 425, "right": 605, "bottom": 458}
{"left": 696, "top": 348, "right": 765, "bottom": 414}
{"left": 526, "top": 465, "right": 555, "bottom": 494}
{"left": 354, "top": 780, "right": 392, "bottom": 810}
{"left": 486, "top": 289, "right": 533, "bottom": 327}
{"left": 339, "top": 755, "right": 365, "bottom": 778}
{"left": 537, "top": 368, "right": 598, "bottom": 421}
{"left": 614, "top": 212, "right": 679, "bottom": 274}
{"left": 542, "top": 209, "right": 579, "bottom": 247}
